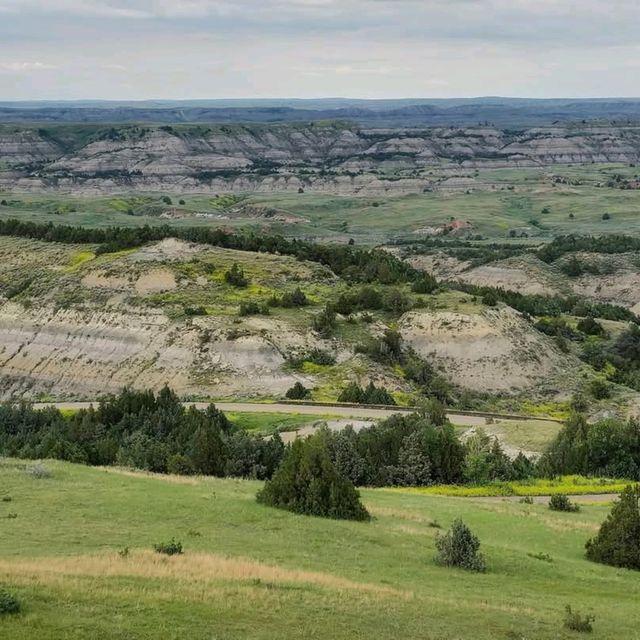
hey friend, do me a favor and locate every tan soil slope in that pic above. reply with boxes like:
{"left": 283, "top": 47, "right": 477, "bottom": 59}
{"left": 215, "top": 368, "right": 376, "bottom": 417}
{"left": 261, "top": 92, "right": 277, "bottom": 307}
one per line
{"left": 398, "top": 307, "right": 572, "bottom": 393}
{"left": 0, "top": 301, "right": 313, "bottom": 400}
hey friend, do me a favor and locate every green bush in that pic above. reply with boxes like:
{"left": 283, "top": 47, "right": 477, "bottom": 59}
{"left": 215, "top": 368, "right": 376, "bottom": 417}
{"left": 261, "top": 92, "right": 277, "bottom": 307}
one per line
{"left": 563, "top": 605, "right": 595, "bottom": 633}
{"left": 549, "top": 494, "right": 580, "bottom": 512}
{"left": 435, "top": 519, "right": 486, "bottom": 572}
{"left": 257, "top": 430, "right": 370, "bottom": 521}
{"left": 337, "top": 381, "right": 396, "bottom": 406}
{"left": 312, "top": 305, "right": 337, "bottom": 338}
{"left": 224, "top": 263, "right": 248, "bottom": 288}
{"left": 280, "top": 288, "right": 308, "bottom": 308}
{"left": 285, "top": 382, "right": 310, "bottom": 400}
{"left": 585, "top": 485, "right": 640, "bottom": 570}
{"left": 153, "top": 538, "right": 183, "bottom": 556}
{"left": 0, "top": 588, "right": 21, "bottom": 615}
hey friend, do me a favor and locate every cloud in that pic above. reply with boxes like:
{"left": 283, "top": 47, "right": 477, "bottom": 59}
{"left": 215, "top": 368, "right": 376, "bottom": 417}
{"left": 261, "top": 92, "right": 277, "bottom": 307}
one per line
{"left": 1, "top": 0, "right": 640, "bottom": 98}
{"left": 0, "top": 61, "right": 57, "bottom": 73}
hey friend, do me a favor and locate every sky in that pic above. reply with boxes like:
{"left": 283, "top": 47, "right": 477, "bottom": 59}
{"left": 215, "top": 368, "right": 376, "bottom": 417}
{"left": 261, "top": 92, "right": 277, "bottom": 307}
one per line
{"left": 1, "top": 0, "right": 639, "bottom": 100}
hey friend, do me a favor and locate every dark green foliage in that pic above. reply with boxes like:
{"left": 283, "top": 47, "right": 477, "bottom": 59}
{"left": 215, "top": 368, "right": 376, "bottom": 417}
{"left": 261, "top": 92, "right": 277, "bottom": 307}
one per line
{"left": 589, "top": 379, "right": 611, "bottom": 400}
{"left": 539, "top": 414, "right": 640, "bottom": 479}
{"left": 482, "top": 290, "right": 498, "bottom": 306}
{"left": 602, "top": 212, "right": 611, "bottom": 220}
{"left": 548, "top": 494, "right": 580, "bottom": 512}
{"left": 538, "top": 234, "right": 640, "bottom": 263}
{"left": 411, "top": 273, "right": 438, "bottom": 294}
{"left": 463, "top": 430, "right": 514, "bottom": 485}
{"left": 184, "top": 305, "right": 207, "bottom": 316}
{"left": 161, "top": 196, "right": 172, "bottom": 205}
{"left": 563, "top": 605, "right": 595, "bottom": 633}
{"left": 279, "top": 288, "right": 308, "bottom": 308}
{"left": 0, "top": 588, "right": 21, "bottom": 615}
{"left": 287, "top": 348, "right": 336, "bottom": 368}
{"left": 285, "top": 382, "right": 311, "bottom": 400}
{"left": 337, "top": 381, "right": 396, "bottom": 406}
{"left": 224, "top": 263, "right": 248, "bottom": 288}
{"left": 435, "top": 519, "right": 486, "bottom": 572}
{"left": 355, "top": 329, "right": 403, "bottom": 365}
{"left": 454, "top": 281, "right": 638, "bottom": 323}
{"left": 239, "top": 301, "right": 270, "bottom": 316}
{"left": 0, "top": 219, "right": 419, "bottom": 285}
{"left": 153, "top": 538, "right": 183, "bottom": 556}
{"left": 328, "top": 413, "right": 466, "bottom": 486}
{"left": 257, "top": 430, "right": 370, "bottom": 521}
{"left": 585, "top": 485, "right": 640, "bottom": 571}
{"left": 312, "top": 305, "right": 337, "bottom": 337}
{"left": 0, "top": 387, "right": 283, "bottom": 480}
{"left": 576, "top": 316, "right": 605, "bottom": 337}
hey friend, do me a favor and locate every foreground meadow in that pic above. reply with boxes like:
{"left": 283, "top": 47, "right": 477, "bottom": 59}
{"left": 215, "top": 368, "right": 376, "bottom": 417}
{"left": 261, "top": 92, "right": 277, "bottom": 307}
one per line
{"left": 0, "top": 459, "right": 639, "bottom": 639}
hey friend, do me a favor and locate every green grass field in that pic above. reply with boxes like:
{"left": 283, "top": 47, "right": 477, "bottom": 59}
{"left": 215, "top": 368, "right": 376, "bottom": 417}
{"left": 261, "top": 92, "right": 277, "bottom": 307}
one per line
{"left": 2, "top": 164, "right": 640, "bottom": 243}
{"left": 1, "top": 459, "right": 639, "bottom": 639}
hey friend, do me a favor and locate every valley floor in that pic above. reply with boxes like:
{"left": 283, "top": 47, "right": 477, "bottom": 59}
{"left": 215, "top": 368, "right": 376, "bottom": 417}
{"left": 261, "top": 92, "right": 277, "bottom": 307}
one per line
{"left": 1, "top": 459, "right": 638, "bottom": 639}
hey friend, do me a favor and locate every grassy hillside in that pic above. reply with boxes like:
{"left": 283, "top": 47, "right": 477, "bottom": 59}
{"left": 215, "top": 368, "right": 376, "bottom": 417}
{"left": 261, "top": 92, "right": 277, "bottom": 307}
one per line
{"left": 1, "top": 459, "right": 639, "bottom": 639}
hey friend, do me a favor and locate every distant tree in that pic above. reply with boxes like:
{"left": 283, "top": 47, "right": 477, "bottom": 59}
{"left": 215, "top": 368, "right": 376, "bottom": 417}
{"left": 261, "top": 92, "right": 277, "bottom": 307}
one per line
{"left": 285, "top": 382, "right": 310, "bottom": 400}
{"left": 411, "top": 273, "right": 438, "bottom": 294}
{"left": 224, "top": 263, "right": 248, "bottom": 288}
{"left": 312, "top": 305, "right": 337, "bottom": 338}
{"left": 577, "top": 316, "right": 605, "bottom": 337}
{"left": 257, "top": 430, "right": 370, "bottom": 521}
{"left": 280, "top": 287, "right": 308, "bottom": 308}
{"left": 602, "top": 212, "right": 611, "bottom": 220}
{"left": 161, "top": 196, "right": 173, "bottom": 205}
{"left": 585, "top": 485, "right": 640, "bottom": 570}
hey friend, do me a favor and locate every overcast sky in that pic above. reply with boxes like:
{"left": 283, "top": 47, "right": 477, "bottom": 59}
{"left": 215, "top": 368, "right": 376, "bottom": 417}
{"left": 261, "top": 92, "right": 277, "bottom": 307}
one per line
{"left": 1, "top": 0, "right": 639, "bottom": 100}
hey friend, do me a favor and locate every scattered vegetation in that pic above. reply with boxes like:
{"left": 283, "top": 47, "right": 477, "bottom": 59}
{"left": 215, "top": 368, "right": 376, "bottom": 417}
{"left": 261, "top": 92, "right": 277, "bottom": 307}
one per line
{"left": 548, "top": 494, "right": 581, "bottom": 513}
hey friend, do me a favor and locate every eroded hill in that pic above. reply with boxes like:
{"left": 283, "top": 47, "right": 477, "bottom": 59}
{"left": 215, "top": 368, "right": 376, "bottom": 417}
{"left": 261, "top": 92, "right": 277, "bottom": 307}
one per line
{"left": 2, "top": 123, "right": 640, "bottom": 196}
{"left": 0, "top": 236, "right": 581, "bottom": 404}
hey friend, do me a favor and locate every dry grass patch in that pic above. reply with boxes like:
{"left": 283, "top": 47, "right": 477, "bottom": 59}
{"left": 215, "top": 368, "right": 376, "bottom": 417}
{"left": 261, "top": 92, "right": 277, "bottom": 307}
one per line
{"left": 0, "top": 551, "right": 410, "bottom": 600}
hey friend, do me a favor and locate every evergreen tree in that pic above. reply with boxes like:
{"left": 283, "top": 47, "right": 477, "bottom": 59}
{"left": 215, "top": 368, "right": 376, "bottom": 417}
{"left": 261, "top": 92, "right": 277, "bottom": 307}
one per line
{"left": 435, "top": 519, "right": 486, "bottom": 572}
{"left": 257, "top": 430, "right": 370, "bottom": 521}
{"left": 586, "top": 485, "right": 640, "bottom": 570}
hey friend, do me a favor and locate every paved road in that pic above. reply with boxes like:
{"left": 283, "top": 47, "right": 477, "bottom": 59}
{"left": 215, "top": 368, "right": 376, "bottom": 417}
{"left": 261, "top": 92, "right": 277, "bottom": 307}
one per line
{"left": 33, "top": 400, "right": 491, "bottom": 426}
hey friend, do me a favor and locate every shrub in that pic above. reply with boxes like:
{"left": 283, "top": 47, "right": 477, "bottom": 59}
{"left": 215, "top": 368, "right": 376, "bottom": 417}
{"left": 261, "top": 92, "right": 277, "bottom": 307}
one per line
{"left": 224, "top": 263, "right": 248, "bottom": 288}
{"left": 26, "top": 462, "right": 52, "bottom": 479}
{"left": 602, "top": 212, "right": 611, "bottom": 220}
{"left": 239, "top": 301, "right": 269, "bottom": 316}
{"left": 312, "top": 305, "right": 337, "bottom": 338}
{"left": 118, "top": 546, "right": 130, "bottom": 558}
{"left": 563, "top": 605, "right": 595, "bottom": 633}
{"left": 549, "top": 493, "right": 580, "bottom": 512}
{"left": 585, "top": 485, "right": 640, "bottom": 570}
{"left": 280, "top": 288, "right": 308, "bottom": 308}
{"left": 435, "top": 518, "right": 486, "bottom": 572}
{"left": 337, "top": 382, "right": 396, "bottom": 406}
{"left": 411, "top": 273, "right": 438, "bottom": 294}
{"left": 161, "top": 196, "right": 172, "bottom": 205}
{"left": 153, "top": 538, "right": 183, "bottom": 556}
{"left": 257, "top": 430, "right": 370, "bottom": 521}
{"left": 285, "top": 382, "right": 311, "bottom": 400}
{"left": 577, "top": 316, "right": 605, "bottom": 337}
{"left": 589, "top": 379, "right": 611, "bottom": 400}
{"left": 0, "top": 588, "right": 21, "bottom": 615}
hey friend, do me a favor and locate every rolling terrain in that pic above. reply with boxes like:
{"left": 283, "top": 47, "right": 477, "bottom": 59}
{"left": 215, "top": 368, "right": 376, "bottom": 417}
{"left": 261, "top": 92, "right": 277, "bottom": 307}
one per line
{"left": 1, "top": 459, "right": 638, "bottom": 640}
